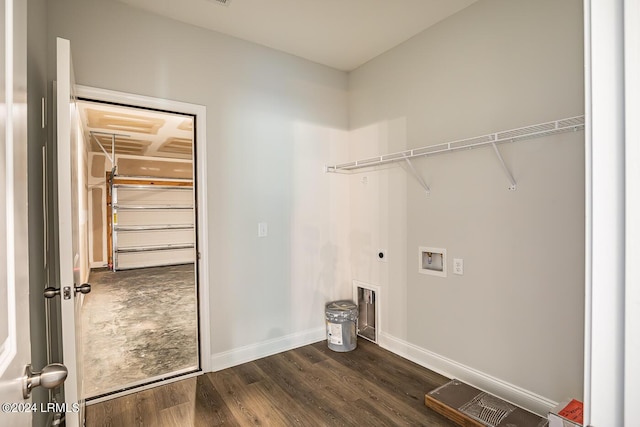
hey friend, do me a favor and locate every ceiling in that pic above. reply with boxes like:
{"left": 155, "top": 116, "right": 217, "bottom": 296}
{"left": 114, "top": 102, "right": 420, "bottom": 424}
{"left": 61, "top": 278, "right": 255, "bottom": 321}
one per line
{"left": 80, "top": 1, "right": 479, "bottom": 160}
{"left": 78, "top": 101, "right": 193, "bottom": 160}
{"left": 115, "top": 0, "right": 478, "bottom": 71}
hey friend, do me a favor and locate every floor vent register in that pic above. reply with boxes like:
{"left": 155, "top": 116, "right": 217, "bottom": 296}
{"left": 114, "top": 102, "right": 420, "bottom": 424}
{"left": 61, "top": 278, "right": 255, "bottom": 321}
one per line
{"left": 425, "top": 379, "right": 549, "bottom": 427}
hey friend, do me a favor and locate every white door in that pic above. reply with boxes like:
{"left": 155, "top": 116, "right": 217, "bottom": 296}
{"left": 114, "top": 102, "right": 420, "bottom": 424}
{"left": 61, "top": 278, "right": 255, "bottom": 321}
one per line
{"left": 0, "top": 0, "right": 32, "bottom": 426}
{"left": 56, "top": 37, "right": 86, "bottom": 427}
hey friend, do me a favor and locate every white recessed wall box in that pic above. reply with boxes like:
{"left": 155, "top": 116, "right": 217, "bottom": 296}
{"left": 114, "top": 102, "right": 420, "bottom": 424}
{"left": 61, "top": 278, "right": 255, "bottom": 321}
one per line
{"left": 419, "top": 247, "right": 447, "bottom": 277}
{"left": 353, "top": 280, "right": 380, "bottom": 344}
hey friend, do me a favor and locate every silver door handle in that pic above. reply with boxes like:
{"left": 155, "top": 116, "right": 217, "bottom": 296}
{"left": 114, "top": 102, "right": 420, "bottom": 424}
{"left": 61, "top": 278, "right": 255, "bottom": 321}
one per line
{"left": 23, "top": 364, "right": 68, "bottom": 398}
{"left": 43, "top": 283, "right": 91, "bottom": 299}
{"left": 43, "top": 287, "right": 61, "bottom": 298}
{"left": 74, "top": 283, "right": 91, "bottom": 295}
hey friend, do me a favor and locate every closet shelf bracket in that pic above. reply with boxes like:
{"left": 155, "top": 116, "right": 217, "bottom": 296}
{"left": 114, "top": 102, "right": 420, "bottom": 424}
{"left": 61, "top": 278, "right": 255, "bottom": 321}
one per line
{"left": 402, "top": 156, "right": 430, "bottom": 195}
{"left": 491, "top": 142, "right": 517, "bottom": 191}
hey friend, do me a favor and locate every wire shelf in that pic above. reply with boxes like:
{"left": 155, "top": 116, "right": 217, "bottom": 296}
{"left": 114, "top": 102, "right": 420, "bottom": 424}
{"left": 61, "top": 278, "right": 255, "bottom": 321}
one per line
{"left": 325, "top": 115, "right": 585, "bottom": 173}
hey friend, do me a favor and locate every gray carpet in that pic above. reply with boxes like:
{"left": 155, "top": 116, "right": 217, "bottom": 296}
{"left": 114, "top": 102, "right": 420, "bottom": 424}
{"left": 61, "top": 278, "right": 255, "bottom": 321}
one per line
{"left": 81, "top": 264, "right": 199, "bottom": 398}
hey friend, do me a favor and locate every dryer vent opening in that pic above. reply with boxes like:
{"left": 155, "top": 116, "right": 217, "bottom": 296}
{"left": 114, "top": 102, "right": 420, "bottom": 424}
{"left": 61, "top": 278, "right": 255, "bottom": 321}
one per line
{"left": 354, "top": 281, "right": 380, "bottom": 344}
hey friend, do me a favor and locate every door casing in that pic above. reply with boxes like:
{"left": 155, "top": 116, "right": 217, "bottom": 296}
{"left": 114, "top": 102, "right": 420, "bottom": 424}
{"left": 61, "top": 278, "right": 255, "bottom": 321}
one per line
{"left": 74, "top": 85, "right": 212, "bottom": 400}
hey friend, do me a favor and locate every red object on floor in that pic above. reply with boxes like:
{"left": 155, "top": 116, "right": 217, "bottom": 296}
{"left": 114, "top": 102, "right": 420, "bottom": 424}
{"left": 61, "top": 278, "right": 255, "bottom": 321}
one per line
{"left": 557, "top": 399, "right": 583, "bottom": 423}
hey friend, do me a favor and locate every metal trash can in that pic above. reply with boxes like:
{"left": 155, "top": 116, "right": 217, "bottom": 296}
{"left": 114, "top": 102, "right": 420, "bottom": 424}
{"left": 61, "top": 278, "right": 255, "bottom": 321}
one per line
{"left": 325, "top": 300, "right": 358, "bottom": 352}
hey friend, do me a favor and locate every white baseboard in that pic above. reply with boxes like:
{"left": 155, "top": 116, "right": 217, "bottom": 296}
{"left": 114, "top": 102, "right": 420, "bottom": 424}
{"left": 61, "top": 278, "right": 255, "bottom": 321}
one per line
{"left": 378, "top": 331, "right": 557, "bottom": 417}
{"left": 210, "top": 327, "right": 326, "bottom": 372}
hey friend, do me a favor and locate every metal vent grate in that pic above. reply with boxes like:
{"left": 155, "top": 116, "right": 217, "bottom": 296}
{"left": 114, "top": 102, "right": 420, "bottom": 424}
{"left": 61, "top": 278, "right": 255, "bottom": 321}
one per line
{"left": 459, "top": 392, "right": 516, "bottom": 427}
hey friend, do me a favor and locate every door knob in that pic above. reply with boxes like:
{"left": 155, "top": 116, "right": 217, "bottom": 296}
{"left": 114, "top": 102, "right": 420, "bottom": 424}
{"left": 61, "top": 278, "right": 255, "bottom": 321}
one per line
{"left": 43, "top": 283, "right": 91, "bottom": 299}
{"left": 74, "top": 283, "right": 91, "bottom": 295}
{"left": 43, "top": 287, "right": 60, "bottom": 299}
{"left": 23, "top": 363, "right": 68, "bottom": 398}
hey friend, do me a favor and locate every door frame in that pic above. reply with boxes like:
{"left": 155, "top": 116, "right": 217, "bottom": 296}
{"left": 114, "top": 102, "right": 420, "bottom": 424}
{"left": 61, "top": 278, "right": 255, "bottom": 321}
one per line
{"left": 584, "top": 0, "right": 639, "bottom": 425}
{"left": 0, "top": 0, "right": 31, "bottom": 424}
{"left": 624, "top": 1, "right": 640, "bottom": 425}
{"left": 74, "top": 85, "right": 212, "bottom": 379}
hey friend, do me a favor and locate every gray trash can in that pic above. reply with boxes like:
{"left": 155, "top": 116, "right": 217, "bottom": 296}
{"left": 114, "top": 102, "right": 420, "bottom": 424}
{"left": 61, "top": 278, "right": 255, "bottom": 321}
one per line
{"left": 325, "top": 300, "right": 358, "bottom": 352}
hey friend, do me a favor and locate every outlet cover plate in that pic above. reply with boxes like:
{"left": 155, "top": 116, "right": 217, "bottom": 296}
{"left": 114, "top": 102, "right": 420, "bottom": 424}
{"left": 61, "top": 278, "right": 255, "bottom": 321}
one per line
{"left": 453, "top": 258, "right": 464, "bottom": 275}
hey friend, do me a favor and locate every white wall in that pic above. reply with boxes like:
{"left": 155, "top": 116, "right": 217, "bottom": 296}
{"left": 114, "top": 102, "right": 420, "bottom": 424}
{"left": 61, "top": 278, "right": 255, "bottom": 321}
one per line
{"left": 348, "top": 0, "right": 584, "bottom": 410}
{"left": 47, "top": 0, "right": 351, "bottom": 362}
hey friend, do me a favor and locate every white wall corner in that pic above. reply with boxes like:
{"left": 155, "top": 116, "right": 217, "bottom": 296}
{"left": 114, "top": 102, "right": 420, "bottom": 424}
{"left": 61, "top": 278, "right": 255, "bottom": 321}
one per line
{"left": 210, "top": 328, "right": 326, "bottom": 372}
{"left": 378, "top": 332, "right": 557, "bottom": 417}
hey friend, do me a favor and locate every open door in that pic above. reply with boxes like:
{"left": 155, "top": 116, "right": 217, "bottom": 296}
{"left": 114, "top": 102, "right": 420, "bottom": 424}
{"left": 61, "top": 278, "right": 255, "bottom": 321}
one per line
{"left": 0, "top": 1, "right": 31, "bottom": 425}
{"left": 55, "top": 37, "right": 88, "bottom": 427}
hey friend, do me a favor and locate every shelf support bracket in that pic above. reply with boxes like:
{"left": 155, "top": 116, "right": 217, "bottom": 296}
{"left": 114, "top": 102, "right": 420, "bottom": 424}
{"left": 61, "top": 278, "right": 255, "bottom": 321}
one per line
{"left": 403, "top": 157, "right": 430, "bottom": 196}
{"left": 491, "top": 142, "right": 517, "bottom": 191}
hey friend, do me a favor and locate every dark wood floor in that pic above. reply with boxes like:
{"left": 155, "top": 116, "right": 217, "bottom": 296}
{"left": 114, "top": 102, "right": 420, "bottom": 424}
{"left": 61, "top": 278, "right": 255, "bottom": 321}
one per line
{"left": 85, "top": 339, "right": 457, "bottom": 426}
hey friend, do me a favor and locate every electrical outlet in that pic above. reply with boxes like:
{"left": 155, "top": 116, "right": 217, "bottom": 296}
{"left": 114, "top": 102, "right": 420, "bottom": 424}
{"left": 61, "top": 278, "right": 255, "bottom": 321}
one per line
{"left": 453, "top": 258, "right": 464, "bottom": 275}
